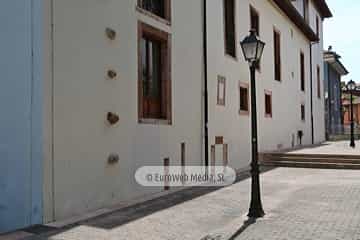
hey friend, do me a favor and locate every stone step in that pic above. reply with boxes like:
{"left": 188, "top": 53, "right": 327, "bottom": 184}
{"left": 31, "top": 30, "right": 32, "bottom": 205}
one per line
{"left": 260, "top": 160, "right": 360, "bottom": 170}
{"left": 263, "top": 156, "right": 360, "bottom": 164}
{"left": 261, "top": 153, "right": 360, "bottom": 160}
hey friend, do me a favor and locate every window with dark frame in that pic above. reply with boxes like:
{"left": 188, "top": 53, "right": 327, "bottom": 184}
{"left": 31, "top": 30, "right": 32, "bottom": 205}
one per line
{"left": 301, "top": 104, "right": 305, "bottom": 121}
{"left": 239, "top": 84, "right": 249, "bottom": 113}
{"left": 250, "top": 6, "right": 259, "bottom": 36}
{"left": 224, "top": 0, "right": 236, "bottom": 58}
{"left": 250, "top": 6, "right": 261, "bottom": 70}
{"left": 300, "top": 51, "right": 305, "bottom": 92}
{"left": 316, "top": 16, "right": 320, "bottom": 38}
{"left": 317, "top": 65, "right": 321, "bottom": 98}
{"left": 273, "top": 30, "right": 281, "bottom": 81}
{"left": 138, "top": 22, "right": 171, "bottom": 123}
{"left": 138, "top": 0, "right": 171, "bottom": 21}
{"left": 265, "top": 92, "right": 272, "bottom": 117}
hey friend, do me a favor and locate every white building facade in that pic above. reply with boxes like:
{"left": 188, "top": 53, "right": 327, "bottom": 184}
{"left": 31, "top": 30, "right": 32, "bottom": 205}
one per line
{"left": 0, "top": 0, "right": 332, "bottom": 232}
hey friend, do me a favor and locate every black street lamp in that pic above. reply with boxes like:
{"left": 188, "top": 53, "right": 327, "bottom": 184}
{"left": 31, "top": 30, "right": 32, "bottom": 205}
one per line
{"left": 345, "top": 80, "right": 357, "bottom": 148}
{"left": 240, "top": 29, "right": 265, "bottom": 218}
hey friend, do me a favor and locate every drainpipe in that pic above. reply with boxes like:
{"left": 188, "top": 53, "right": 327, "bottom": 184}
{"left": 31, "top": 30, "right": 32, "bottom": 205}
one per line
{"left": 327, "top": 60, "right": 331, "bottom": 136}
{"left": 309, "top": 41, "right": 317, "bottom": 144}
{"left": 203, "top": 0, "right": 209, "bottom": 168}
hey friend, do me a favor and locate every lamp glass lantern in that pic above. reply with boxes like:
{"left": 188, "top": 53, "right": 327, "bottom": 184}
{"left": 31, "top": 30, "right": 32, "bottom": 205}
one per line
{"left": 240, "top": 30, "right": 265, "bottom": 64}
{"left": 347, "top": 80, "right": 356, "bottom": 91}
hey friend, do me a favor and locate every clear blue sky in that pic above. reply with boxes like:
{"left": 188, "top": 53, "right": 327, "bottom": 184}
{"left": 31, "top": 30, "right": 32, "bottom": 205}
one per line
{"left": 324, "top": 0, "right": 359, "bottom": 83}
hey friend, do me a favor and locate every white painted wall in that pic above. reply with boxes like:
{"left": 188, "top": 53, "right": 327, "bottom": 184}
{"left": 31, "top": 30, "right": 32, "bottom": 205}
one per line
{"left": 44, "top": 0, "right": 327, "bottom": 222}
{"left": 50, "top": 0, "right": 203, "bottom": 221}
{"left": 206, "top": 0, "right": 325, "bottom": 166}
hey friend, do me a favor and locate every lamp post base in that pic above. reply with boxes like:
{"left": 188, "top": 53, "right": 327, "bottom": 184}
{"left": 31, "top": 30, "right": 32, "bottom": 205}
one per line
{"left": 248, "top": 207, "right": 265, "bottom": 219}
{"left": 248, "top": 165, "right": 265, "bottom": 219}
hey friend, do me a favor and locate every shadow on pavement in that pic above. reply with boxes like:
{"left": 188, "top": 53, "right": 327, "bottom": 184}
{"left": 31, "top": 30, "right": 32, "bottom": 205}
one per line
{"left": 227, "top": 218, "right": 256, "bottom": 240}
{"left": 23, "top": 167, "right": 275, "bottom": 239}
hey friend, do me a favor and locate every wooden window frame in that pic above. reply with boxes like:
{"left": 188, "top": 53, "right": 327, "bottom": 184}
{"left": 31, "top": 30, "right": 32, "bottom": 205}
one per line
{"left": 239, "top": 82, "right": 249, "bottom": 115}
{"left": 250, "top": 5, "right": 260, "bottom": 36}
{"left": 250, "top": 5, "right": 261, "bottom": 71}
{"left": 138, "top": 22, "right": 172, "bottom": 125}
{"left": 223, "top": 0, "right": 237, "bottom": 59}
{"left": 137, "top": 0, "right": 171, "bottom": 23}
{"left": 300, "top": 51, "right": 305, "bottom": 92}
{"left": 217, "top": 75, "right": 226, "bottom": 106}
{"left": 301, "top": 104, "right": 306, "bottom": 122}
{"left": 273, "top": 28, "right": 281, "bottom": 82}
{"left": 317, "top": 65, "right": 321, "bottom": 99}
{"left": 264, "top": 90, "right": 273, "bottom": 118}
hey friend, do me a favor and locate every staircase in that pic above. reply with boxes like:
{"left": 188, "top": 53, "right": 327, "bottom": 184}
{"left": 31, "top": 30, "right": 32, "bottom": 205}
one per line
{"left": 260, "top": 153, "right": 360, "bottom": 169}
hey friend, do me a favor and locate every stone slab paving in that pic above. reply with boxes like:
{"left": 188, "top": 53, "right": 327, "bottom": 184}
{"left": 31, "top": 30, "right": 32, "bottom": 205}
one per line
{"left": 25, "top": 168, "right": 360, "bottom": 240}
{"left": 287, "top": 141, "right": 360, "bottom": 155}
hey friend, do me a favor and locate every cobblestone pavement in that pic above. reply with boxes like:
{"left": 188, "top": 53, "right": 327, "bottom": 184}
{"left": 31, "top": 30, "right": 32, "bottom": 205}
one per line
{"left": 24, "top": 168, "right": 360, "bottom": 240}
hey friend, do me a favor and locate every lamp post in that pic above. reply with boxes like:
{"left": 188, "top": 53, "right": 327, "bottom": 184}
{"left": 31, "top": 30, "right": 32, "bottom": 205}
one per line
{"left": 346, "top": 80, "right": 357, "bottom": 148}
{"left": 240, "top": 29, "right": 265, "bottom": 218}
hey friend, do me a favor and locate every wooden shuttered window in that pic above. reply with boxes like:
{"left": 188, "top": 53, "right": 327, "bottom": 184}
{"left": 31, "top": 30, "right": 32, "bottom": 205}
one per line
{"left": 250, "top": 6, "right": 260, "bottom": 70}
{"left": 138, "top": 22, "right": 171, "bottom": 123}
{"left": 224, "top": 0, "right": 236, "bottom": 57}
{"left": 250, "top": 6, "right": 259, "bottom": 36}
{"left": 273, "top": 30, "right": 281, "bottom": 81}
{"left": 316, "top": 16, "right": 320, "bottom": 38}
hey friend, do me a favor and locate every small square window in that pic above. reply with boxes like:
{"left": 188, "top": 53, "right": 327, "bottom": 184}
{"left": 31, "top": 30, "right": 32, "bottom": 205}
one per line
{"left": 265, "top": 91, "right": 272, "bottom": 118}
{"left": 239, "top": 83, "right": 249, "bottom": 114}
{"left": 217, "top": 76, "right": 226, "bottom": 106}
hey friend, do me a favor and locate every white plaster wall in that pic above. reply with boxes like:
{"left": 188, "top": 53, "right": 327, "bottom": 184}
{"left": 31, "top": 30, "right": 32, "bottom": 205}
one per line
{"left": 46, "top": 0, "right": 327, "bottom": 222}
{"left": 206, "top": 0, "right": 325, "bottom": 170}
{"left": 51, "top": 0, "right": 203, "bottom": 221}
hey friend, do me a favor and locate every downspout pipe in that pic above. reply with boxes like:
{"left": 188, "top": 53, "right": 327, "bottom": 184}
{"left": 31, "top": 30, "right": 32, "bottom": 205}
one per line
{"left": 203, "top": 0, "right": 209, "bottom": 168}
{"left": 327, "top": 60, "right": 331, "bottom": 136}
{"left": 309, "top": 41, "right": 318, "bottom": 144}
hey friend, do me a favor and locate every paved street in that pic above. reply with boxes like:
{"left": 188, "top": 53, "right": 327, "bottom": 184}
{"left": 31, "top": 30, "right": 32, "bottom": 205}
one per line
{"left": 15, "top": 166, "right": 360, "bottom": 240}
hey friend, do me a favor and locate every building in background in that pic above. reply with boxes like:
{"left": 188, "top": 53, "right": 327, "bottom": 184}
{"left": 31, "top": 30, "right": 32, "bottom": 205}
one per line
{"left": 0, "top": 0, "right": 332, "bottom": 233}
{"left": 343, "top": 97, "right": 360, "bottom": 126}
{"left": 324, "top": 47, "right": 349, "bottom": 139}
